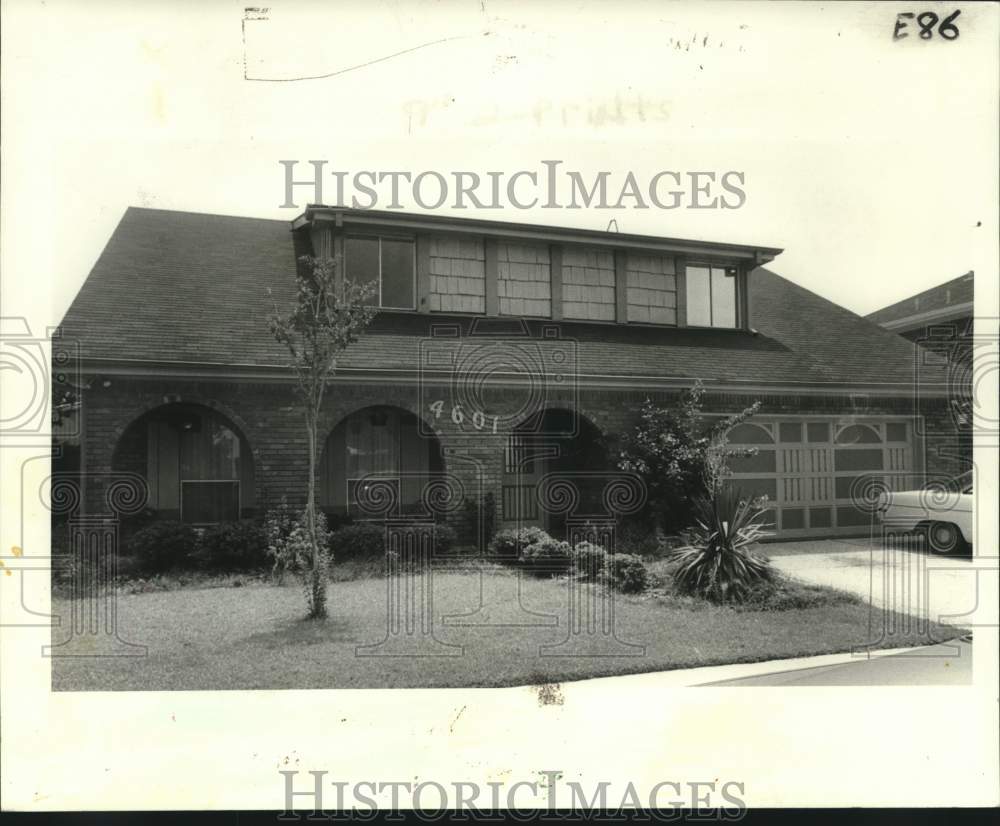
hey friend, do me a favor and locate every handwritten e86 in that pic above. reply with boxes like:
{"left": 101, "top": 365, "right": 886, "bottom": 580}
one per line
{"left": 894, "top": 10, "right": 961, "bottom": 41}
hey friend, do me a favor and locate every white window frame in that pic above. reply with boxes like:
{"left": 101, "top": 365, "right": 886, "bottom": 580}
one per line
{"left": 346, "top": 233, "right": 417, "bottom": 311}
{"left": 685, "top": 263, "right": 740, "bottom": 329}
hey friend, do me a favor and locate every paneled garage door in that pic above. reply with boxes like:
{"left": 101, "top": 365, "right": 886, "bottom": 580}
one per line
{"left": 725, "top": 417, "right": 917, "bottom": 538}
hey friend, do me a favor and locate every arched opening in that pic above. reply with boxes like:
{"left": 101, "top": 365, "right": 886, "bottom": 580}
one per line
{"left": 319, "top": 405, "right": 444, "bottom": 519}
{"left": 503, "top": 407, "right": 611, "bottom": 533}
{"left": 112, "top": 403, "right": 256, "bottom": 524}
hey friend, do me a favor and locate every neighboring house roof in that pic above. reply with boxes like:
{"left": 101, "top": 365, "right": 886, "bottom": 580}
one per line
{"left": 57, "top": 207, "right": 947, "bottom": 394}
{"left": 866, "top": 272, "right": 974, "bottom": 334}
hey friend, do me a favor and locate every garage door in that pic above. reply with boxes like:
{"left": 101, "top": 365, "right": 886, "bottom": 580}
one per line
{"left": 725, "top": 417, "right": 916, "bottom": 537}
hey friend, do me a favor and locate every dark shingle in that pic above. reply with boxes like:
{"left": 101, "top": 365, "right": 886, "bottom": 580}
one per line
{"left": 58, "top": 207, "right": 939, "bottom": 388}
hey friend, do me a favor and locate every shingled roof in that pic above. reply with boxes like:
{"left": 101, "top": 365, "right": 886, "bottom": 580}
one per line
{"left": 866, "top": 271, "right": 974, "bottom": 329}
{"left": 57, "top": 207, "right": 943, "bottom": 392}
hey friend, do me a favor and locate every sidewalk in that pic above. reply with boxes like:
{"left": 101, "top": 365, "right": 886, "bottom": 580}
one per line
{"left": 546, "top": 637, "right": 972, "bottom": 690}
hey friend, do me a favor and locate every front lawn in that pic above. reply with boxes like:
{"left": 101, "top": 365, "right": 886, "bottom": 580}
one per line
{"left": 51, "top": 565, "right": 966, "bottom": 690}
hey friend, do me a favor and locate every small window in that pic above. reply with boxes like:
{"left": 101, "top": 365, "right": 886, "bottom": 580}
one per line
{"left": 779, "top": 422, "right": 802, "bottom": 443}
{"left": 346, "top": 236, "right": 415, "bottom": 310}
{"left": 836, "top": 424, "right": 882, "bottom": 445}
{"left": 807, "top": 422, "right": 830, "bottom": 443}
{"left": 886, "top": 422, "right": 908, "bottom": 442}
{"left": 686, "top": 265, "right": 738, "bottom": 328}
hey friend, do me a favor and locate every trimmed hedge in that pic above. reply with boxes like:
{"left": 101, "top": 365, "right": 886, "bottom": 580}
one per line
{"left": 489, "top": 527, "right": 552, "bottom": 563}
{"left": 194, "top": 520, "right": 269, "bottom": 571}
{"left": 571, "top": 541, "right": 608, "bottom": 581}
{"left": 604, "top": 553, "right": 650, "bottom": 593}
{"left": 519, "top": 536, "right": 573, "bottom": 576}
{"left": 126, "top": 521, "right": 199, "bottom": 573}
{"left": 329, "top": 522, "right": 458, "bottom": 561}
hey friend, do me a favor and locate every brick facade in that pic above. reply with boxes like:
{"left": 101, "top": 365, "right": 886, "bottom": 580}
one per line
{"left": 75, "top": 373, "right": 967, "bottom": 538}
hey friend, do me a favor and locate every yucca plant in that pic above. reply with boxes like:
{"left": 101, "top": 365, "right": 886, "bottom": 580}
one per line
{"left": 670, "top": 486, "right": 774, "bottom": 604}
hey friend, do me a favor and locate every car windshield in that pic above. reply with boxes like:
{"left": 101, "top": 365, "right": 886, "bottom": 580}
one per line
{"left": 950, "top": 470, "right": 973, "bottom": 494}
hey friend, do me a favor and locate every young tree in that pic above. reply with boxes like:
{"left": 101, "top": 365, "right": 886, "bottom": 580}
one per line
{"left": 268, "top": 256, "right": 377, "bottom": 618}
{"left": 617, "top": 380, "right": 761, "bottom": 535}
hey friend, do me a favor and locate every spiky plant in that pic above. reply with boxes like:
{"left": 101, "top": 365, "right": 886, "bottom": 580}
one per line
{"left": 669, "top": 486, "right": 774, "bottom": 603}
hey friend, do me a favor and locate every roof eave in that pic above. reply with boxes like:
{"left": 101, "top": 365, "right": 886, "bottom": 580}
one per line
{"left": 67, "top": 357, "right": 946, "bottom": 398}
{"left": 294, "top": 206, "right": 783, "bottom": 263}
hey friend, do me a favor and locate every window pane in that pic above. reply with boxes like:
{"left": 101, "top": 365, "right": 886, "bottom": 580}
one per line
{"left": 346, "top": 237, "right": 379, "bottom": 305}
{"left": 346, "top": 409, "right": 400, "bottom": 476}
{"left": 728, "top": 423, "right": 774, "bottom": 444}
{"left": 711, "top": 267, "right": 737, "bottom": 328}
{"left": 779, "top": 422, "right": 802, "bottom": 443}
{"left": 686, "top": 266, "right": 711, "bottom": 326}
{"left": 782, "top": 508, "right": 805, "bottom": 530}
{"left": 810, "top": 507, "right": 832, "bottom": 528}
{"left": 380, "top": 239, "right": 415, "bottom": 308}
{"left": 807, "top": 422, "right": 830, "bottom": 443}
{"left": 836, "top": 424, "right": 882, "bottom": 444}
{"left": 886, "top": 422, "right": 907, "bottom": 442}
{"left": 834, "top": 449, "right": 884, "bottom": 472}
{"left": 182, "top": 481, "right": 239, "bottom": 523}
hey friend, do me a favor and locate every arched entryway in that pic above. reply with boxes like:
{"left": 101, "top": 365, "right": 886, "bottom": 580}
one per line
{"left": 503, "top": 407, "right": 611, "bottom": 532}
{"left": 319, "top": 405, "right": 444, "bottom": 519}
{"left": 112, "top": 403, "right": 256, "bottom": 523}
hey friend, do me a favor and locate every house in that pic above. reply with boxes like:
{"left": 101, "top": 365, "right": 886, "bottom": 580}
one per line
{"left": 54, "top": 206, "right": 962, "bottom": 540}
{"left": 866, "top": 272, "right": 974, "bottom": 466}
{"left": 866, "top": 271, "right": 974, "bottom": 352}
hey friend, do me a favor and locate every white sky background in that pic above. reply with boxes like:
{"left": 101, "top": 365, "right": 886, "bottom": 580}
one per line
{"left": 2, "top": 0, "right": 998, "bottom": 324}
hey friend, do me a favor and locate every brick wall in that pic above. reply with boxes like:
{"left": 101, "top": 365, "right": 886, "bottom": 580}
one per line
{"left": 74, "top": 375, "right": 963, "bottom": 536}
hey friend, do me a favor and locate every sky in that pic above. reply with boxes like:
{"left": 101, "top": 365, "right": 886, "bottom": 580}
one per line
{"left": 2, "top": 0, "right": 997, "bottom": 325}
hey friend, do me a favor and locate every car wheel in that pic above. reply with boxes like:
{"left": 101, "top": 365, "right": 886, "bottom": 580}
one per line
{"left": 926, "top": 521, "right": 967, "bottom": 554}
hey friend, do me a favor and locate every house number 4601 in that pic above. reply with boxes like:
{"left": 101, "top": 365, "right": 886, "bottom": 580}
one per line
{"left": 894, "top": 10, "right": 961, "bottom": 40}
{"left": 428, "top": 400, "right": 500, "bottom": 433}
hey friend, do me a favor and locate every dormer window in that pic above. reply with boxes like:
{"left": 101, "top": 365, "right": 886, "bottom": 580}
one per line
{"left": 686, "top": 264, "right": 738, "bottom": 328}
{"left": 346, "top": 235, "right": 416, "bottom": 310}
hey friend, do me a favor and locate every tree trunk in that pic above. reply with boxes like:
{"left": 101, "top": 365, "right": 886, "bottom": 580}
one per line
{"left": 305, "top": 391, "right": 327, "bottom": 618}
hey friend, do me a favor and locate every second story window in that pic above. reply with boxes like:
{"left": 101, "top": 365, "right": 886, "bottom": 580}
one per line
{"left": 686, "top": 264, "right": 738, "bottom": 328}
{"left": 346, "top": 235, "right": 415, "bottom": 310}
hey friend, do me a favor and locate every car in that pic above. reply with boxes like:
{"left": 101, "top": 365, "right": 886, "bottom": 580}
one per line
{"left": 879, "top": 470, "right": 973, "bottom": 554}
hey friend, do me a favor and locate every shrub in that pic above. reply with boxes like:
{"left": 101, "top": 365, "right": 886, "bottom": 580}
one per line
{"left": 571, "top": 541, "right": 608, "bottom": 581}
{"left": 489, "top": 526, "right": 552, "bottom": 563}
{"left": 669, "top": 487, "right": 774, "bottom": 604}
{"left": 604, "top": 553, "right": 650, "bottom": 593}
{"left": 519, "top": 536, "right": 573, "bottom": 576}
{"left": 329, "top": 523, "right": 385, "bottom": 560}
{"left": 460, "top": 493, "right": 497, "bottom": 549}
{"left": 428, "top": 523, "right": 458, "bottom": 555}
{"left": 125, "top": 521, "right": 199, "bottom": 573}
{"left": 617, "top": 382, "right": 761, "bottom": 534}
{"left": 616, "top": 517, "right": 664, "bottom": 557}
{"left": 328, "top": 521, "right": 459, "bottom": 565}
{"left": 265, "top": 500, "right": 298, "bottom": 582}
{"left": 194, "top": 520, "right": 268, "bottom": 571}
{"left": 737, "top": 577, "right": 863, "bottom": 612}
{"left": 270, "top": 508, "right": 333, "bottom": 615}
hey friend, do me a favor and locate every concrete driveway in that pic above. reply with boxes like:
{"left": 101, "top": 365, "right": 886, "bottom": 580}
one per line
{"left": 764, "top": 538, "right": 989, "bottom": 629}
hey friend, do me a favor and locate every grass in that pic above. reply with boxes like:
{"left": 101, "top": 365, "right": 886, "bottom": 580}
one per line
{"left": 51, "top": 562, "right": 966, "bottom": 691}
